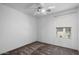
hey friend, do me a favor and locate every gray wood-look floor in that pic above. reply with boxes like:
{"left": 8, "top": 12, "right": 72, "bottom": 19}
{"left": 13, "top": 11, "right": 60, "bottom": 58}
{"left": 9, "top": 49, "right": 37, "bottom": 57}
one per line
{"left": 2, "top": 41, "right": 79, "bottom": 55}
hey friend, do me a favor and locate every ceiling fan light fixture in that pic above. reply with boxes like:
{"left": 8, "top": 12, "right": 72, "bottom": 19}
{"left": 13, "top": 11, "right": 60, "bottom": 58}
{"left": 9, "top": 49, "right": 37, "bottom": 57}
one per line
{"left": 34, "top": 3, "right": 55, "bottom": 15}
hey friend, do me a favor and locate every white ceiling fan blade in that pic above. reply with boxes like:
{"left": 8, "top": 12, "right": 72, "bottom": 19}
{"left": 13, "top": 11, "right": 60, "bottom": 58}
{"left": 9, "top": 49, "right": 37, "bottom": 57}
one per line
{"left": 48, "top": 6, "right": 55, "bottom": 9}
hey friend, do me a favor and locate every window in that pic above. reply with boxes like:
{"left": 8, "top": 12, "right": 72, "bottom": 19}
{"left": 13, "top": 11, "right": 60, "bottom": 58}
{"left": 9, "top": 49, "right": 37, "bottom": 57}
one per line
{"left": 56, "top": 27, "right": 71, "bottom": 39}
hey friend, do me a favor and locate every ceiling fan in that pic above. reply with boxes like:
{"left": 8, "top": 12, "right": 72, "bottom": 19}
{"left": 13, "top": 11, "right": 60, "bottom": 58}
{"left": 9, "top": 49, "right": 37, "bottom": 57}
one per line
{"left": 30, "top": 3, "right": 55, "bottom": 15}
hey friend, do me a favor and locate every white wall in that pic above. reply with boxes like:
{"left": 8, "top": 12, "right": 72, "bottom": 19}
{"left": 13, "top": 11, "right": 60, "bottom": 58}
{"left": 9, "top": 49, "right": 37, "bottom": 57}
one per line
{"left": 77, "top": 7, "right": 79, "bottom": 51}
{"left": 0, "top": 4, "right": 37, "bottom": 54}
{"left": 38, "top": 10, "right": 78, "bottom": 50}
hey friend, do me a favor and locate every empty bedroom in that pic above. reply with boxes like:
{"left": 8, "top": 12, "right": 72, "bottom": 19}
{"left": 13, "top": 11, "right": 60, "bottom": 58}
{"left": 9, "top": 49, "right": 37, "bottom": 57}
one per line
{"left": 0, "top": 3, "right": 79, "bottom": 55}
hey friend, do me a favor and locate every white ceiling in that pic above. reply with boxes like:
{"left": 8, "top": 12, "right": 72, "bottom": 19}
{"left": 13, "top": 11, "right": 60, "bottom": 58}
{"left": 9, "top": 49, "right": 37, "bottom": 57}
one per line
{"left": 2, "top": 3, "right": 79, "bottom": 16}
